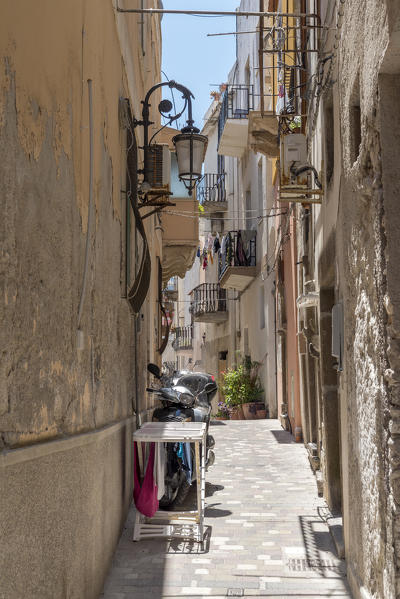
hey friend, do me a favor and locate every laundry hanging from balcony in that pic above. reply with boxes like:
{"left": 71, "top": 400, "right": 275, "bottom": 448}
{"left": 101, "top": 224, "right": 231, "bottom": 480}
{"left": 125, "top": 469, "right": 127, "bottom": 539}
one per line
{"left": 219, "top": 230, "right": 256, "bottom": 274}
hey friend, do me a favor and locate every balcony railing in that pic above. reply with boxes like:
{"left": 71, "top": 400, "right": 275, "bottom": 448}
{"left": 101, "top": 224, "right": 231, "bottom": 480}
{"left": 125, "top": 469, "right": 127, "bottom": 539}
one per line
{"left": 197, "top": 173, "right": 226, "bottom": 206}
{"left": 218, "top": 231, "right": 257, "bottom": 291}
{"left": 218, "top": 84, "right": 254, "bottom": 143}
{"left": 190, "top": 283, "right": 228, "bottom": 323}
{"left": 172, "top": 325, "right": 193, "bottom": 351}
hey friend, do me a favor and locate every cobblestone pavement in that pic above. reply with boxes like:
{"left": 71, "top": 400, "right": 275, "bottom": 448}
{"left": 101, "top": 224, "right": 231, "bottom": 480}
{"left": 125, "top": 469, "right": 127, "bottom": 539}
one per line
{"left": 101, "top": 419, "right": 351, "bottom": 599}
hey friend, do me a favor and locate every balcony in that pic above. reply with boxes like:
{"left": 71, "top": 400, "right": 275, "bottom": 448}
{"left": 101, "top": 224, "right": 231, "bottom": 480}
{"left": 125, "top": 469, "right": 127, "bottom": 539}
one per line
{"left": 197, "top": 173, "right": 227, "bottom": 213}
{"left": 218, "top": 230, "right": 257, "bottom": 291}
{"left": 190, "top": 283, "right": 228, "bottom": 324}
{"left": 163, "top": 277, "right": 178, "bottom": 301}
{"left": 172, "top": 325, "right": 193, "bottom": 352}
{"left": 217, "top": 85, "right": 253, "bottom": 157}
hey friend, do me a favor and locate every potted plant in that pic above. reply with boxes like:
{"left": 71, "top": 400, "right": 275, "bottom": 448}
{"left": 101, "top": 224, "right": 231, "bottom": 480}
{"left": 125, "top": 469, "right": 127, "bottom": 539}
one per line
{"left": 240, "top": 356, "right": 265, "bottom": 420}
{"left": 219, "top": 356, "right": 265, "bottom": 420}
{"left": 213, "top": 401, "right": 231, "bottom": 421}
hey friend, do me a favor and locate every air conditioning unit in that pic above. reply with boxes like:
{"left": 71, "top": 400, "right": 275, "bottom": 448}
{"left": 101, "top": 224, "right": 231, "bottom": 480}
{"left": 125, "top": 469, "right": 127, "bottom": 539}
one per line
{"left": 146, "top": 144, "right": 171, "bottom": 191}
{"left": 280, "top": 133, "right": 308, "bottom": 185}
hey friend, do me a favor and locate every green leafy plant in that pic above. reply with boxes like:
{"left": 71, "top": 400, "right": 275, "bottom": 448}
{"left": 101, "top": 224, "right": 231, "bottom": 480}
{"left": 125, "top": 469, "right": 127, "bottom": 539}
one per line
{"left": 219, "top": 356, "right": 263, "bottom": 407}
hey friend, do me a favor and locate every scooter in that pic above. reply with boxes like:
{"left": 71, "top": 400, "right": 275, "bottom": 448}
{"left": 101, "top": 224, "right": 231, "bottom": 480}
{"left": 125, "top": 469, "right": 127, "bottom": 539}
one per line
{"left": 147, "top": 363, "right": 217, "bottom": 508}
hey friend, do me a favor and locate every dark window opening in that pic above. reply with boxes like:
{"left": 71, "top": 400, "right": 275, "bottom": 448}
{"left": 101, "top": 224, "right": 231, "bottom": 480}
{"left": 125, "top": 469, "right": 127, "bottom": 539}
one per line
{"left": 324, "top": 98, "right": 334, "bottom": 186}
{"left": 350, "top": 75, "right": 361, "bottom": 164}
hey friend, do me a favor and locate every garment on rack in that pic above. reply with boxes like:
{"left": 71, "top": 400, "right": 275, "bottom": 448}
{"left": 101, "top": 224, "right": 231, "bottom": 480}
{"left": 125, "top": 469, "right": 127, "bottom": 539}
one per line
{"left": 177, "top": 442, "right": 192, "bottom": 484}
{"left": 154, "top": 443, "right": 166, "bottom": 500}
{"left": 133, "top": 442, "right": 159, "bottom": 517}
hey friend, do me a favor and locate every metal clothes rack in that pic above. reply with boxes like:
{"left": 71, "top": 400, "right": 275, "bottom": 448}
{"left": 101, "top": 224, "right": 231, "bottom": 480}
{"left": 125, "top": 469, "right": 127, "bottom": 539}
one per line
{"left": 132, "top": 422, "right": 207, "bottom": 544}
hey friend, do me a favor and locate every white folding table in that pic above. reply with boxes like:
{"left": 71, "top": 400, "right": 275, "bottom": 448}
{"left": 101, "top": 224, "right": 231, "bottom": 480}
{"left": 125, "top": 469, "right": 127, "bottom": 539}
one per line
{"left": 132, "top": 421, "right": 207, "bottom": 544}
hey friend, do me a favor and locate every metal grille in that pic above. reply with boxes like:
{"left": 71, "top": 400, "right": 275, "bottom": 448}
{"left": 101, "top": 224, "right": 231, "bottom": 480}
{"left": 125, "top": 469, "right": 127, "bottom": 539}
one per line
{"left": 197, "top": 173, "right": 226, "bottom": 205}
{"left": 190, "top": 283, "right": 227, "bottom": 316}
{"left": 226, "top": 589, "right": 244, "bottom": 597}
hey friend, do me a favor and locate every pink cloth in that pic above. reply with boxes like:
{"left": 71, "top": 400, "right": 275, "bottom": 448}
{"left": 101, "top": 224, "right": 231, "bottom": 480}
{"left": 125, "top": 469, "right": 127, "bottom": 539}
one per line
{"left": 133, "top": 442, "right": 159, "bottom": 517}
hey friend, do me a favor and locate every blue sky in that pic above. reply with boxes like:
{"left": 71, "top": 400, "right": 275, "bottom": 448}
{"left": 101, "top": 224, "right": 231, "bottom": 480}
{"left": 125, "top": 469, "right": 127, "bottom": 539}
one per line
{"left": 161, "top": 1, "right": 239, "bottom": 130}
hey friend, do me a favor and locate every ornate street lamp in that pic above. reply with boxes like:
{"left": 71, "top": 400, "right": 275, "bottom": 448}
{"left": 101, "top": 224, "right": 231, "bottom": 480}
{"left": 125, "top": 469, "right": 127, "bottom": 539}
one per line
{"left": 134, "top": 80, "right": 207, "bottom": 196}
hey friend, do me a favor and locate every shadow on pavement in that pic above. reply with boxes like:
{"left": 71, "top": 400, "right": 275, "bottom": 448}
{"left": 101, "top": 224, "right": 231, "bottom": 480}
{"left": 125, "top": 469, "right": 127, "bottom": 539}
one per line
{"left": 167, "top": 525, "right": 211, "bottom": 554}
{"left": 270, "top": 429, "right": 296, "bottom": 444}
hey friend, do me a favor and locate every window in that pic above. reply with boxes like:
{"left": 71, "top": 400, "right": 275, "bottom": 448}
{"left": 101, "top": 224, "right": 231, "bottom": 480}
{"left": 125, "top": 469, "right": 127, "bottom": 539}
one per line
{"left": 324, "top": 93, "right": 334, "bottom": 186}
{"left": 260, "top": 286, "right": 265, "bottom": 329}
{"left": 246, "top": 189, "right": 252, "bottom": 229}
{"left": 350, "top": 75, "right": 361, "bottom": 164}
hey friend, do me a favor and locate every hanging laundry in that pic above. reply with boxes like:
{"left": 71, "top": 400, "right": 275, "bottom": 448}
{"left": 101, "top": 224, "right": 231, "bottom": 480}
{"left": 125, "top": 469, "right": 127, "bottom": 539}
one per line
{"left": 202, "top": 247, "right": 208, "bottom": 270}
{"left": 196, "top": 246, "right": 201, "bottom": 258}
{"left": 182, "top": 442, "right": 192, "bottom": 484}
{"left": 236, "top": 230, "right": 248, "bottom": 266}
{"left": 220, "top": 235, "right": 227, "bottom": 271}
{"left": 176, "top": 443, "right": 192, "bottom": 484}
{"left": 226, "top": 232, "right": 233, "bottom": 266}
{"left": 241, "top": 230, "right": 257, "bottom": 265}
{"left": 213, "top": 234, "right": 221, "bottom": 254}
{"left": 133, "top": 442, "right": 159, "bottom": 517}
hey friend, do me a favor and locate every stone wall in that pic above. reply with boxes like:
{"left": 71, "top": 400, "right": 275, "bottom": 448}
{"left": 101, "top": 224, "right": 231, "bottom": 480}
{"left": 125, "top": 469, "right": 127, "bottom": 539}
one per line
{"left": 0, "top": 1, "right": 162, "bottom": 596}
{"left": 334, "top": 1, "right": 398, "bottom": 596}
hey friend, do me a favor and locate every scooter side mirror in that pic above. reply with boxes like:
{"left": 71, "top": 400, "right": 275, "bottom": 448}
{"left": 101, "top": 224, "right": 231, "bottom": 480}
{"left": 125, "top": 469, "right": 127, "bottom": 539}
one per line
{"left": 147, "top": 363, "right": 161, "bottom": 379}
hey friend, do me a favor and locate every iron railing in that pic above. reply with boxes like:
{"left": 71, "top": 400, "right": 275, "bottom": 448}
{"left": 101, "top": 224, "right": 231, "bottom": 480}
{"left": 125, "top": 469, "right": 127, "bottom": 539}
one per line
{"left": 197, "top": 173, "right": 226, "bottom": 205}
{"left": 190, "top": 283, "right": 227, "bottom": 317}
{"left": 218, "top": 230, "right": 257, "bottom": 280}
{"left": 172, "top": 325, "right": 193, "bottom": 351}
{"left": 218, "top": 84, "right": 254, "bottom": 143}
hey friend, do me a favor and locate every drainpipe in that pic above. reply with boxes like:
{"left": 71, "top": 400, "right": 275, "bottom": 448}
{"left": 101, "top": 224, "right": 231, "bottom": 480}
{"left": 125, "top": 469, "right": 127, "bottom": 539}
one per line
{"left": 296, "top": 292, "right": 319, "bottom": 309}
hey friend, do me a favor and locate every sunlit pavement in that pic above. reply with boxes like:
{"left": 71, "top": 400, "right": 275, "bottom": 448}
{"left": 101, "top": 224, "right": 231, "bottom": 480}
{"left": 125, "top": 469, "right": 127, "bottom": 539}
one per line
{"left": 101, "top": 419, "right": 351, "bottom": 598}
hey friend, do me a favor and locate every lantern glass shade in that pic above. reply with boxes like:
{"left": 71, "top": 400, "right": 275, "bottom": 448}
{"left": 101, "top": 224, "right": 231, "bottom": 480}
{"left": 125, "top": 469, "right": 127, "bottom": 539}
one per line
{"left": 172, "top": 132, "right": 208, "bottom": 182}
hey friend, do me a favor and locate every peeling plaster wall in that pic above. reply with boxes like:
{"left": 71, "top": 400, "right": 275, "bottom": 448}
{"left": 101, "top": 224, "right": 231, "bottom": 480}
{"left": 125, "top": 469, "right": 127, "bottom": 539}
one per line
{"left": 333, "top": 1, "right": 400, "bottom": 597}
{"left": 0, "top": 1, "right": 161, "bottom": 597}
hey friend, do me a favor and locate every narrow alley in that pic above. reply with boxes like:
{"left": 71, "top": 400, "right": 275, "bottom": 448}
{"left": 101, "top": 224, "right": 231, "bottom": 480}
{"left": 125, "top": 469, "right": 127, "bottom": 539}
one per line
{"left": 102, "top": 420, "right": 350, "bottom": 599}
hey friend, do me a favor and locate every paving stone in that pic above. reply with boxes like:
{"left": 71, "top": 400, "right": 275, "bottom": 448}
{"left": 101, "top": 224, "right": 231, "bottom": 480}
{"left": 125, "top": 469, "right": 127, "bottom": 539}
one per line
{"left": 102, "top": 419, "right": 352, "bottom": 598}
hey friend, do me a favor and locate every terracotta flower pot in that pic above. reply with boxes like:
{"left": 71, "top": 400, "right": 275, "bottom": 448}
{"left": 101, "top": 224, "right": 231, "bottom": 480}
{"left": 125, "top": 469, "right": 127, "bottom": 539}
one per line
{"left": 230, "top": 405, "right": 245, "bottom": 420}
{"left": 255, "top": 405, "right": 267, "bottom": 419}
{"left": 242, "top": 402, "right": 258, "bottom": 420}
{"left": 213, "top": 416, "right": 228, "bottom": 421}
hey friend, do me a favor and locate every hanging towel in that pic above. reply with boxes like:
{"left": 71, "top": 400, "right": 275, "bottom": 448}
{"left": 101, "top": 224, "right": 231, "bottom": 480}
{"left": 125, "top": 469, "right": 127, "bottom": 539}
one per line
{"left": 133, "top": 442, "right": 159, "bottom": 517}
